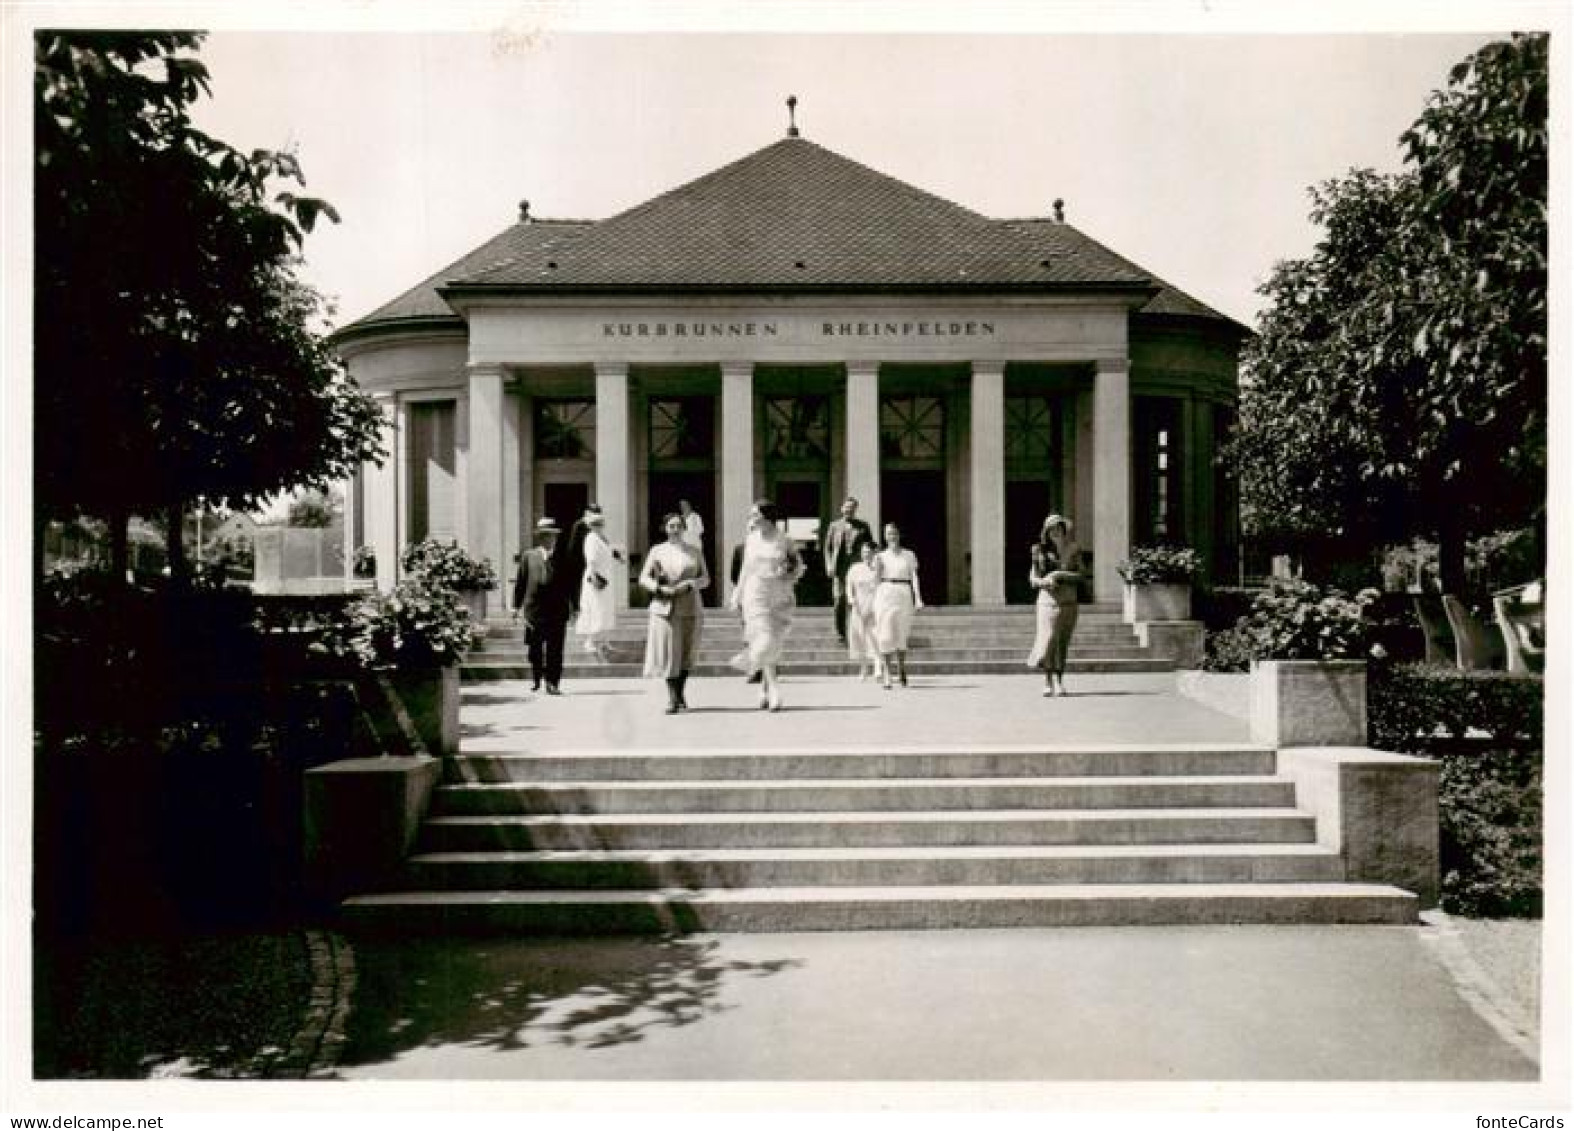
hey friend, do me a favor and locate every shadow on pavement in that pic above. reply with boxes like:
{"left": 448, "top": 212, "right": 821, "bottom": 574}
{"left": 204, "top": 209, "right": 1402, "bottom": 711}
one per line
{"left": 338, "top": 935, "right": 801, "bottom": 1068}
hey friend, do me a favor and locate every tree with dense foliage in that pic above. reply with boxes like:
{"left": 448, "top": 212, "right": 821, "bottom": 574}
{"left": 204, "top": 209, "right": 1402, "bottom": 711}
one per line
{"left": 1225, "top": 33, "right": 1547, "bottom": 591}
{"left": 34, "top": 32, "right": 384, "bottom": 581}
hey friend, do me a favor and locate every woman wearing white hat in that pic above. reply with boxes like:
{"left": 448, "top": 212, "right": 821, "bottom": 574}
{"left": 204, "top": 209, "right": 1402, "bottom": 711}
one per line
{"left": 1026, "top": 514, "right": 1083, "bottom": 696}
{"left": 575, "top": 508, "right": 617, "bottom": 661}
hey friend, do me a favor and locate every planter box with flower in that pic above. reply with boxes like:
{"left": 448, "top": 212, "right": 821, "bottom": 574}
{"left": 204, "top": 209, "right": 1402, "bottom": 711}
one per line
{"left": 1226, "top": 579, "right": 1380, "bottom": 748}
{"left": 1117, "top": 545, "right": 1205, "bottom": 667}
{"left": 313, "top": 579, "right": 477, "bottom": 756}
{"left": 1118, "top": 545, "right": 1202, "bottom": 622}
{"left": 401, "top": 539, "right": 499, "bottom": 625}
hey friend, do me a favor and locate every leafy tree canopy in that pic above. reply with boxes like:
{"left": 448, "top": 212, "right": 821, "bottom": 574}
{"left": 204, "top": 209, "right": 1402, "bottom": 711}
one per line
{"left": 34, "top": 32, "right": 385, "bottom": 534}
{"left": 1225, "top": 33, "right": 1546, "bottom": 588}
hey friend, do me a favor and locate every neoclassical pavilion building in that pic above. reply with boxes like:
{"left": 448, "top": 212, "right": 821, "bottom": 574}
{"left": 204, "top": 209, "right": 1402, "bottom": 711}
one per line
{"left": 334, "top": 127, "right": 1247, "bottom": 612}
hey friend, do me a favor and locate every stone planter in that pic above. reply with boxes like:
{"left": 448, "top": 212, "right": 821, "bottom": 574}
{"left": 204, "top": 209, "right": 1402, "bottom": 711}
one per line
{"left": 1250, "top": 658, "right": 1367, "bottom": 748}
{"left": 387, "top": 664, "right": 461, "bottom": 757}
{"left": 1123, "top": 582, "right": 1192, "bottom": 624}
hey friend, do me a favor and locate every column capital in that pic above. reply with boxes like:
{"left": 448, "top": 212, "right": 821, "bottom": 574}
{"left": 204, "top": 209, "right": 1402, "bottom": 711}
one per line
{"left": 970, "top": 360, "right": 1007, "bottom": 378}
{"left": 593, "top": 361, "right": 629, "bottom": 379}
{"left": 1094, "top": 356, "right": 1131, "bottom": 375}
{"left": 845, "top": 360, "right": 880, "bottom": 379}
{"left": 719, "top": 361, "right": 754, "bottom": 379}
{"left": 466, "top": 361, "right": 507, "bottom": 380}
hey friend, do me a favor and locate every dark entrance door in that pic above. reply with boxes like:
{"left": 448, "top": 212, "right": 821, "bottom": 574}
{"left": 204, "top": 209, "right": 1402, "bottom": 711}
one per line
{"left": 1005, "top": 479, "right": 1052, "bottom": 604}
{"left": 773, "top": 476, "right": 830, "bottom": 606}
{"left": 880, "top": 469, "right": 948, "bottom": 604}
{"left": 541, "top": 482, "right": 589, "bottom": 539}
{"left": 647, "top": 471, "right": 717, "bottom": 605}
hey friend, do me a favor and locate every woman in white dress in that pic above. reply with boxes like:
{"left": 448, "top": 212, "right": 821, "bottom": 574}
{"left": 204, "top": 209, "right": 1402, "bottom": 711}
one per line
{"left": 575, "top": 510, "right": 617, "bottom": 660}
{"left": 727, "top": 499, "right": 805, "bottom": 711}
{"left": 1025, "top": 514, "right": 1083, "bottom": 697}
{"left": 844, "top": 538, "right": 883, "bottom": 681}
{"left": 871, "top": 522, "right": 924, "bottom": 689}
{"left": 639, "top": 512, "right": 709, "bottom": 714}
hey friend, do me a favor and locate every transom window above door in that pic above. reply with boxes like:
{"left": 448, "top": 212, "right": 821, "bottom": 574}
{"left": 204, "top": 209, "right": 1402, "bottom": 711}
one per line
{"left": 649, "top": 398, "right": 715, "bottom": 461}
{"left": 534, "top": 399, "right": 595, "bottom": 460}
{"left": 764, "top": 396, "right": 830, "bottom": 462}
{"left": 1004, "top": 396, "right": 1061, "bottom": 465}
{"left": 880, "top": 395, "right": 945, "bottom": 460}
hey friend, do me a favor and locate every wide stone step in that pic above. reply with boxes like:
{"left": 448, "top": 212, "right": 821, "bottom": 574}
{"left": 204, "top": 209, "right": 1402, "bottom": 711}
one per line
{"left": 444, "top": 744, "right": 1279, "bottom": 783}
{"left": 477, "top": 642, "right": 1150, "bottom": 662}
{"left": 462, "top": 657, "right": 1175, "bottom": 680}
{"left": 420, "top": 808, "right": 1318, "bottom": 850}
{"left": 430, "top": 776, "right": 1298, "bottom": 816}
{"left": 401, "top": 843, "right": 1347, "bottom": 890}
{"left": 342, "top": 882, "right": 1419, "bottom": 933}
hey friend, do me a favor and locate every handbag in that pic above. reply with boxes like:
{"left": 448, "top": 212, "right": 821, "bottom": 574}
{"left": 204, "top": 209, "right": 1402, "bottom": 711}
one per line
{"left": 648, "top": 562, "right": 673, "bottom": 618}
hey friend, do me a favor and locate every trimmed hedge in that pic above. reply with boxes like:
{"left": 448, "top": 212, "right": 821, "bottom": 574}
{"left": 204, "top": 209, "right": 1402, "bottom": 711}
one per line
{"left": 1368, "top": 663, "right": 1543, "bottom": 750}
{"left": 1369, "top": 664, "right": 1544, "bottom": 917}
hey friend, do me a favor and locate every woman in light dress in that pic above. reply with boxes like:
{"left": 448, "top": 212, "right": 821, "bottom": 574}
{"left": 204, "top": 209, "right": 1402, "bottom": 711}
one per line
{"left": 844, "top": 538, "right": 883, "bottom": 681}
{"left": 575, "top": 510, "right": 617, "bottom": 661}
{"left": 871, "top": 522, "right": 923, "bottom": 689}
{"left": 1026, "top": 514, "right": 1083, "bottom": 697}
{"left": 727, "top": 499, "right": 805, "bottom": 711}
{"left": 639, "top": 512, "right": 709, "bottom": 714}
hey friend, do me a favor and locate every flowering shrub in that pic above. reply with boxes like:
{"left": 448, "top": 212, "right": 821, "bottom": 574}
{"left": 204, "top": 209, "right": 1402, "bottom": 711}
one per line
{"left": 400, "top": 539, "right": 497, "bottom": 591}
{"left": 1117, "top": 544, "right": 1203, "bottom": 585}
{"left": 312, "top": 580, "right": 475, "bottom": 670}
{"left": 1247, "top": 579, "right": 1379, "bottom": 660}
{"left": 352, "top": 544, "right": 377, "bottom": 579}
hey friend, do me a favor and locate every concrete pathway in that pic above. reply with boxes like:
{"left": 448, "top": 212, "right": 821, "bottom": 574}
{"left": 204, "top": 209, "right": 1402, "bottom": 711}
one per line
{"left": 458, "top": 672, "right": 1252, "bottom": 753}
{"left": 332, "top": 925, "right": 1538, "bottom": 1080}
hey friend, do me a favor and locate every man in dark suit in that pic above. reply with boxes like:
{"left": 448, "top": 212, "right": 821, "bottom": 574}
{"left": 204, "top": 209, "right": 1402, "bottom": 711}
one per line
{"left": 511, "top": 517, "right": 571, "bottom": 694}
{"left": 822, "top": 495, "right": 874, "bottom": 644}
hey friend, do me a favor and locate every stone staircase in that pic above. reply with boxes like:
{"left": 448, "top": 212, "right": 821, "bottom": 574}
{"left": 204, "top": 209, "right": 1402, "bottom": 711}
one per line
{"left": 341, "top": 741, "right": 1420, "bottom": 933}
{"left": 464, "top": 604, "right": 1172, "bottom": 680}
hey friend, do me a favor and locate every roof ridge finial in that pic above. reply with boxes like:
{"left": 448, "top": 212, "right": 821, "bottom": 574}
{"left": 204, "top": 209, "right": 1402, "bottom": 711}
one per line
{"left": 1053, "top": 198, "right": 1065, "bottom": 223}
{"left": 786, "top": 94, "right": 799, "bottom": 138}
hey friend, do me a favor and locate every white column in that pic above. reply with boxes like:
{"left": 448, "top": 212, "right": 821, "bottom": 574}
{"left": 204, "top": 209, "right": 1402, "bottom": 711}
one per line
{"left": 720, "top": 362, "right": 755, "bottom": 605}
{"left": 340, "top": 473, "right": 357, "bottom": 584}
{"left": 501, "top": 384, "right": 521, "bottom": 583}
{"left": 969, "top": 361, "right": 1006, "bottom": 606}
{"left": 364, "top": 394, "right": 400, "bottom": 591}
{"left": 595, "top": 362, "right": 632, "bottom": 612}
{"left": 845, "top": 362, "right": 881, "bottom": 532}
{"left": 466, "top": 364, "right": 506, "bottom": 616}
{"left": 1092, "top": 357, "right": 1132, "bottom": 603}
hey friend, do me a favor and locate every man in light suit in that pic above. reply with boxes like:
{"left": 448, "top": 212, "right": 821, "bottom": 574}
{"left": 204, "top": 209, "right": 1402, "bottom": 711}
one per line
{"left": 511, "top": 517, "right": 571, "bottom": 694}
{"left": 822, "top": 496, "right": 874, "bottom": 645}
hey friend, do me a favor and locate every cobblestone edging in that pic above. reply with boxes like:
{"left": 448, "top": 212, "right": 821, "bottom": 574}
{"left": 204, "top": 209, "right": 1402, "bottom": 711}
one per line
{"left": 276, "top": 929, "right": 357, "bottom": 1079}
{"left": 1419, "top": 910, "right": 1540, "bottom": 1065}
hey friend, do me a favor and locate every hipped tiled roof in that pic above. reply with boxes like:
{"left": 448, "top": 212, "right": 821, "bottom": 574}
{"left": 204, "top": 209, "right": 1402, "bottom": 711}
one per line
{"left": 340, "top": 136, "right": 1241, "bottom": 335}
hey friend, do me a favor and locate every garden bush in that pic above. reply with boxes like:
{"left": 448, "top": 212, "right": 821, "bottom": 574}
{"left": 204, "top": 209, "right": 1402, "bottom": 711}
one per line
{"left": 311, "top": 579, "right": 477, "bottom": 671}
{"left": 399, "top": 539, "right": 498, "bottom": 592}
{"left": 1369, "top": 664, "right": 1544, "bottom": 917}
{"left": 1197, "top": 578, "right": 1378, "bottom": 671}
{"left": 1116, "top": 544, "right": 1203, "bottom": 585}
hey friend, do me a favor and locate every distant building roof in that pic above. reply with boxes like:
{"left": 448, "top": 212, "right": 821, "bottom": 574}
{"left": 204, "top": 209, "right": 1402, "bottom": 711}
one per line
{"left": 339, "top": 136, "right": 1242, "bottom": 337}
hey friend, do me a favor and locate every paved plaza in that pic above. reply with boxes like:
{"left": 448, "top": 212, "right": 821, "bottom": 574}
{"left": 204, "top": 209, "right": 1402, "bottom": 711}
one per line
{"left": 457, "top": 670, "right": 1252, "bottom": 754}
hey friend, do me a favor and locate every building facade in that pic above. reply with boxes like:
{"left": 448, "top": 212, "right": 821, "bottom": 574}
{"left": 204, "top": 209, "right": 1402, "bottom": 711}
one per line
{"left": 334, "top": 133, "right": 1246, "bottom": 613}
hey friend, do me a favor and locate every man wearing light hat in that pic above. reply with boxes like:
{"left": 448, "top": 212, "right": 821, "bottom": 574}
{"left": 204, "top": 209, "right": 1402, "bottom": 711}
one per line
{"left": 512, "top": 516, "right": 571, "bottom": 694}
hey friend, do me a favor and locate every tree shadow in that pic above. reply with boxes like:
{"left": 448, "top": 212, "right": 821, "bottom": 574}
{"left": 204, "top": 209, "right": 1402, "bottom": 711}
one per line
{"left": 337, "top": 934, "right": 802, "bottom": 1067}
